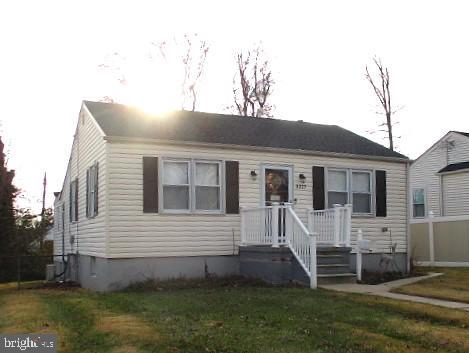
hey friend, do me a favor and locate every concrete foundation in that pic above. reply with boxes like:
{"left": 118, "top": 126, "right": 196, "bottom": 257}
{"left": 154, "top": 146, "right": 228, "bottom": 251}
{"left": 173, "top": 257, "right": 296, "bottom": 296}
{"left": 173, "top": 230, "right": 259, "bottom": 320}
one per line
{"left": 349, "top": 253, "right": 408, "bottom": 273}
{"left": 58, "top": 254, "right": 240, "bottom": 291}
{"left": 54, "top": 250, "right": 407, "bottom": 291}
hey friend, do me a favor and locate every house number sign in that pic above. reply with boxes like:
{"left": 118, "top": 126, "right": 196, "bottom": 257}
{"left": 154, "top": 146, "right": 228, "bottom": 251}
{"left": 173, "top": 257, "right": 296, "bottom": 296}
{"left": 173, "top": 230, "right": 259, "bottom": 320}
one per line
{"left": 295, "top": 184, "right": 307, "bottom": 190}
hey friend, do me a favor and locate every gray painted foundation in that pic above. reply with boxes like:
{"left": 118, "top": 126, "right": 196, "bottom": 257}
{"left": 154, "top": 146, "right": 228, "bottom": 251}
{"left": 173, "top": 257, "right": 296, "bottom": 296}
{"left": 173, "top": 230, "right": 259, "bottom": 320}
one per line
{"left": 59, "top": 254, "right": 240, "bottom": 291}
{"left": 55, "top": 250, "right": 407, "bottom": 291}
{"left": 349, "top": 253, "right": 407, "bottom": 273}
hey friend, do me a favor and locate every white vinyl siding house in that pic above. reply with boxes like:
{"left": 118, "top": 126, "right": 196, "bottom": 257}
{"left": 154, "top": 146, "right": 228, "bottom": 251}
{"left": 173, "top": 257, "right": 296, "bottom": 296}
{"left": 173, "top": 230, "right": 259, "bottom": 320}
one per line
{"left": 53, "top": 101, "right": 409, "bottom": 290}
{"left": 410, "top": 131, "right": 469, "bottom": 217}
{"left": 106, "top": 141, "right": 408, "bottom": 258}
{"left": 53, "top": 106, "right": 107, "bottom": 261}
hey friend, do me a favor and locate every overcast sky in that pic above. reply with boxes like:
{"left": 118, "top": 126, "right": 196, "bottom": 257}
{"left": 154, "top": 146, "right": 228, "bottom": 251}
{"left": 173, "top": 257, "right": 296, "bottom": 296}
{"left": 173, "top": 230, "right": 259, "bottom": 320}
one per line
{"left": 1, "top": 0, "right": 468, "bottom": 212}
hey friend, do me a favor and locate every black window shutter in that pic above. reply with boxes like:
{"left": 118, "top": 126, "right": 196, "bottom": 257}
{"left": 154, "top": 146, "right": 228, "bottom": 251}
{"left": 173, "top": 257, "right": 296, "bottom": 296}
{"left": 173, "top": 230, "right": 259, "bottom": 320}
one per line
{"left": 225, "top": 161, "right": 239, "bottom": 214}
{"left": 75, "top": 179, "right": 79, "bottom": 221}
{"left": 143, "top": 157, "right": 159, "bottom": 213}
{"left": 312, "top": 166, "right": 325, "bottom": 210}
{"left": 94, "top": 163, "right": 99, "bottom": 215}
{"left": 375, "top": 170, "right": 387, "bottom": 217}
{"left": 85, "top": 169, "right": 89, "bottom": 217}
{"left": 69, "top": 183, "right": 73, "bottom": 222}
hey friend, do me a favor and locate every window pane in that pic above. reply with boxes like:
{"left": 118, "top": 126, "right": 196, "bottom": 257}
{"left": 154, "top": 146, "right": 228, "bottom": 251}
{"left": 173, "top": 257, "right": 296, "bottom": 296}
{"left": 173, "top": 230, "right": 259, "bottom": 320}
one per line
{"left": 328, "top": 170, "right": 347, "bottom": 191}
{"left": 196, "top": 163, "right": 219, "bottom": 185}
{"left": 413, "top": 204, "right": 425, "bottom": 217}
{"left": 353, "top": 193, "right": 371, "bottom": 213}
{"left": 352, "top": 172, "right": 370, "bottom": 192}
{"left": 163, "top": 162, "right": 188, "bottom": 184}
{"left": 328, "top": 191, "right": 348, "bottom": 207}
{"left": 196, "top": 186, "right": 220, "bottom": 210}
{"left": 413, "top": 189, "right": 424, "bottom": 204}
{"left": 163, "top": 185, "right": 189, "bottom": 209}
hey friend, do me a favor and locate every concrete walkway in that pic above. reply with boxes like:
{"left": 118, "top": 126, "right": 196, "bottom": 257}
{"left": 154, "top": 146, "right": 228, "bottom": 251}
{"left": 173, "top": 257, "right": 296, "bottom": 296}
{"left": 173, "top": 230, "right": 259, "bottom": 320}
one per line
{"left": 320, "top": 273, "right": 469, "bottom": 311}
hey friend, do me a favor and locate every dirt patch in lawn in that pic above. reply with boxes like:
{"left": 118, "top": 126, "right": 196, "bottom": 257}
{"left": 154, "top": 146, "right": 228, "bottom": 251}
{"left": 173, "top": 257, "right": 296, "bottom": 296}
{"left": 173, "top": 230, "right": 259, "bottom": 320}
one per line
{"left": 96, "top": 313, "right": 158, "bottom": 342}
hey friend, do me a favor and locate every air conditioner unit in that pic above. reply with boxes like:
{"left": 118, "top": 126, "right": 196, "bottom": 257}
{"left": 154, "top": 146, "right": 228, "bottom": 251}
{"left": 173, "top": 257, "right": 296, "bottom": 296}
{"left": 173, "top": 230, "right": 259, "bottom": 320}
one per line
{"left": 46, "top": 264, "right": 56, "bottom": 282}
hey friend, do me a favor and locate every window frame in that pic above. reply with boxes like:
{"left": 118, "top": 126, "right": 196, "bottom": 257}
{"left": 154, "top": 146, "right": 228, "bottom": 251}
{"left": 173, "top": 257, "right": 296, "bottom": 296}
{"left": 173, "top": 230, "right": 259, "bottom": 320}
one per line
{"left": 159, "top": 158, "right": 224, "bottom": 214}
{"left": 325, "top": 167, "right": 375, "bottom": 216}
{"left": 350, "top": 169, "right": 373, "bottom": 215}
{"left": 193, "top": 160, "right": 223, "bottom": 213}
{"left": 69, "top": 178, "right": 78, "bottom": 223}
{"left": 161, "top": 159, "right": 191, "bottom": 213}
{"left": 412, "top": 187, "right": 426, "bottom": 218}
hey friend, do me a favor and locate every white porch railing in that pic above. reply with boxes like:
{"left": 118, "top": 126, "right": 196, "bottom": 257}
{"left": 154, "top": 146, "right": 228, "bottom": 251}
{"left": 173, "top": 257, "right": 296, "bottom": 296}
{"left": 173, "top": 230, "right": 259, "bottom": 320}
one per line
{"left": 241, "top": 204, "right": 317, "bottom": 288}
{"left": 307, "top": 204, "right": 352, "bottom": 247}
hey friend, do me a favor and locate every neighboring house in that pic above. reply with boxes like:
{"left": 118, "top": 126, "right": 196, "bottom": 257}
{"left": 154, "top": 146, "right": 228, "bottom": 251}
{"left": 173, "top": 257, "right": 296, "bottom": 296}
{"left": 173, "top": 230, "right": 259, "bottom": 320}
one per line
{"left": 410, "top": 131, "right": 469, "bottom": 218}
{"left": 53, "top": 101, "right": 409, "bottom": 291}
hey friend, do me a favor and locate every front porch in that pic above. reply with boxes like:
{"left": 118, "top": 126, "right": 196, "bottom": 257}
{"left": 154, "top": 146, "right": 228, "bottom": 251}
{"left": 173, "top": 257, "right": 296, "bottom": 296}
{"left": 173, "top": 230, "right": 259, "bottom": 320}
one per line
{"left": 239, "top": 204, "right": 356, "bottom": 287}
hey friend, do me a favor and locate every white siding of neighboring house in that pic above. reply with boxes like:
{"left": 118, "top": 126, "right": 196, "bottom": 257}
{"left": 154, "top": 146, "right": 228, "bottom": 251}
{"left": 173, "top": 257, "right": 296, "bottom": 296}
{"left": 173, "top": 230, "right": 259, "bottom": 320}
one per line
{"left": 106, "top": 141, "right": 408, "bottom": 258}
{"left": 53, "top": 106, "right": 107, "bottom": 260}
{"left": 410, "top": 132, "right": 469, "bottom": 217}
{"left": 442, "top": 171, "right": 469, "bottom": 216}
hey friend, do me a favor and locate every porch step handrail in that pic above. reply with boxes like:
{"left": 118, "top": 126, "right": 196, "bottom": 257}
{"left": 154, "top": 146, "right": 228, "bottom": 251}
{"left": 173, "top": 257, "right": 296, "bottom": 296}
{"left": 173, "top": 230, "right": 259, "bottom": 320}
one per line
{"left": 241, "top": 204, "right": 318, "bottom": 288}
{"left": 285, "top": 206, "right": 318, "bottom": 288}
{"left": 307, "top": 204, "right": 352, "bottom": 247}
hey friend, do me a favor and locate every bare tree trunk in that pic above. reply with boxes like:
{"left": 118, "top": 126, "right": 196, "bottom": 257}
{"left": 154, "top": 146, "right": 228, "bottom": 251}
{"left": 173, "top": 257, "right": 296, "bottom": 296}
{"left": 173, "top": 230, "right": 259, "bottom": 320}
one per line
{"left": 365, "top": 57, "right": 396, "bottom": 151}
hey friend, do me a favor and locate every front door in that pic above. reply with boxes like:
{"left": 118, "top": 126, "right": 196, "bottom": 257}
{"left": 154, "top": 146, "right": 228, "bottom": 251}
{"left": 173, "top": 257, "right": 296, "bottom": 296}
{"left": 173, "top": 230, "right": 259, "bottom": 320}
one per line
{"left": 263, "top": 166, "right": 292, "bottom": 206}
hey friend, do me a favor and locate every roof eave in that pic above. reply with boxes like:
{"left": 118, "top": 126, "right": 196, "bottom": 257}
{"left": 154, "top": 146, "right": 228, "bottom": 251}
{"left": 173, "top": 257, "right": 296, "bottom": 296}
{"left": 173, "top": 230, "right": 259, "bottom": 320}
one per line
{"left": 103, "top": 135, "right": 409, "bottom": 163}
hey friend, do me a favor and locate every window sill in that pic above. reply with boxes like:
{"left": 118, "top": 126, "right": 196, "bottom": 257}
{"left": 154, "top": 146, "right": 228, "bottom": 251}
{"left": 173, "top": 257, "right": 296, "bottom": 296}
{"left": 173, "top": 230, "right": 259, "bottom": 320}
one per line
{"left": 351, "top": 213, "right": 375, "bottom": 219}
{"left": 160, "top": 210, "right": 225, "bottom": 215}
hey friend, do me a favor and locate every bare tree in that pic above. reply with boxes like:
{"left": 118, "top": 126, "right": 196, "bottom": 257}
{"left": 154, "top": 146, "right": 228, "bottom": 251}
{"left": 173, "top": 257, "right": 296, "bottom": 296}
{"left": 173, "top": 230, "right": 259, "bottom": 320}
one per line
{"left": 232, "top": 45, "right": 274, "bottom": 117}
{"left": 156, "top": 34, "right": 209, "bottom": 111}
{"left": 365, "top": 57, "right": 398, "bottom": 151}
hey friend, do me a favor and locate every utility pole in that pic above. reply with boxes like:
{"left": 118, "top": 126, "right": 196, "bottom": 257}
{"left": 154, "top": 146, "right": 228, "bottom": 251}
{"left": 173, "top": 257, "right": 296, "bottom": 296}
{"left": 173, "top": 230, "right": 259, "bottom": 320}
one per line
{"left": 41, "top": 172, "right": 46, "bottom": 217}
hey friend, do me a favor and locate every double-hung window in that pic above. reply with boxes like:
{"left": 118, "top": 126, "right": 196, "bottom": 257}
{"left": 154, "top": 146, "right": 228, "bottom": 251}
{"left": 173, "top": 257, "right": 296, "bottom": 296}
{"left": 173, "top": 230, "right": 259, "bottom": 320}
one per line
{"left": 161, "top": 159, "right": 222, "bottom": 213}
{"left": 162, "top": 160, "right": 191, "bottom": 210}
{"left": 326, "top": 168, "right": 373, "bottom": 215}
{"left": 351, "top": 171, "right": 372, "bottom": 214}
{"left": 412, "top": 188, "right": 425, "bottom": 218}
{"left": 195, "top": 162, "right": 221, "bottom": 211}
{"left": 327, "top": 169, "right": 348, "bottom": 207}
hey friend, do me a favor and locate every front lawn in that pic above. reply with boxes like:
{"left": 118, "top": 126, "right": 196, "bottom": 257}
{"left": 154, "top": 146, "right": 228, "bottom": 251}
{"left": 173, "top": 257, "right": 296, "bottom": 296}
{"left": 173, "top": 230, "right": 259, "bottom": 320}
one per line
{"left": 393, "top": 267, "right": 469, "bottom": 304}
{"left": 0, "top": 279, "right": 468, "bottom": 353}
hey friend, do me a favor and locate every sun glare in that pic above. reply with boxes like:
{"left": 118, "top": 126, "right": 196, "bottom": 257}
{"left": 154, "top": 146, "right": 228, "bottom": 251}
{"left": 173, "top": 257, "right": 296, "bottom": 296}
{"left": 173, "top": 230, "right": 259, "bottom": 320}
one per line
{"left": 114, "top": 52, "right": 182, "bottom": 116}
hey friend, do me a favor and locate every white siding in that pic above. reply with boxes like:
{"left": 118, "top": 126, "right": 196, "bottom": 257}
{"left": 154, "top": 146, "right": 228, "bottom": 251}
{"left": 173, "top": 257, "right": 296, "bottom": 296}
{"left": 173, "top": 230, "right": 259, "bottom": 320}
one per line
{"left": 107, "top": 142, "right": 408, "bottom": 258}
{"left": 442, "top": 171, "right": 469, "bottom": 216}
{"left": 410, "top": 132, "right": 469, "bottom": 217}
{"left": 53, "top": 107, "right": 107, "bottom": 259}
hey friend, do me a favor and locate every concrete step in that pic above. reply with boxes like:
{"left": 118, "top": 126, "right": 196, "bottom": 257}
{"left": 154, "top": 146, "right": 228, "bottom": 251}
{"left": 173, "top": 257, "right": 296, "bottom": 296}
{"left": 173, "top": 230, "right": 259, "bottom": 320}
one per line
{"left": 317, "top": 273, "right": 357, "bottom": 285}
{"left": 317, "top": 254, "right": 349, "bottom": 265}
{"left": 317, "top": 264, "right": 351, "bottom": 275}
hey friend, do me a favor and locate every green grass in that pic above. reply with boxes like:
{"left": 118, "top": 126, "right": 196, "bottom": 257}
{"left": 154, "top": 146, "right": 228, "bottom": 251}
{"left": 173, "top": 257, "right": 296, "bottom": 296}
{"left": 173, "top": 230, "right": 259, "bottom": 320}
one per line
{"left": 393, "top": 267, "right": 469, "bottom": 304}
{"left": 1, "top": 279, "right": 469, "bottom": 353}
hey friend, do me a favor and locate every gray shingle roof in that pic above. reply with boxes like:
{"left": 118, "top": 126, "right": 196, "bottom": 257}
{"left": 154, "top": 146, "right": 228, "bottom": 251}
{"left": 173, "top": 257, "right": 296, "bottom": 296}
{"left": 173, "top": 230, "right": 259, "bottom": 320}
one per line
{"left": 438, "top": 161, "right": 469, "bottom": 173}
{"left": 84, "top": 101, "right": 407, "bottom": 159}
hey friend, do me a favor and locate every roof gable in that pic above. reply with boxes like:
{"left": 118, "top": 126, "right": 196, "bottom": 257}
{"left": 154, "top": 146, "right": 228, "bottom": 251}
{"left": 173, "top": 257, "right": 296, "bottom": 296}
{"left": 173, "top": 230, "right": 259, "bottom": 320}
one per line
{"left": 84, "top": 101, "right": 407, "bottom": 160}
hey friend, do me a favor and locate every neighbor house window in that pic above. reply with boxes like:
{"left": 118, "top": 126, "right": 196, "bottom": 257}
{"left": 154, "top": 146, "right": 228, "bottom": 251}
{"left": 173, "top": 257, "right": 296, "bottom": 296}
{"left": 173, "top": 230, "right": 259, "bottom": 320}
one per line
{"left": 86, "top": 163, "right": 99, "bottom": 218}
{"left": 161, "top": 159, "right": 223, "bottom": 213}
{"left": 69, "top": 179, "right": 78, "bottom": 222}
{"left": 412, "top": 188, "right": 425, "bottom": 218}
{"left": 327, "top": 168, "right": 373, "bottom": 214}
